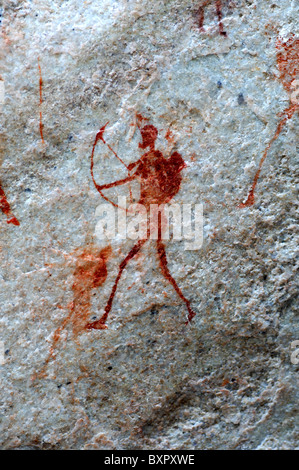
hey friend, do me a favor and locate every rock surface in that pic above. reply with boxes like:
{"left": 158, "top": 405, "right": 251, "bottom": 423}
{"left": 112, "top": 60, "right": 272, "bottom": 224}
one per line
{"left": 0, "top": 0, "right": 298, "bottom": 449}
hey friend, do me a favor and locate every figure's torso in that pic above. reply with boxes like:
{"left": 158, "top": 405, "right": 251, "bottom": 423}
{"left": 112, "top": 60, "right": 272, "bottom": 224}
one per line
{"left": 135, "top": 150, "right": 183, "bottom": 207}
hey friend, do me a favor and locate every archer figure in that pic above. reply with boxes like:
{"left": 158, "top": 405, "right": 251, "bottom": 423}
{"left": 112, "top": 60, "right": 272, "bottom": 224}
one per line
{"left": 86, "top": 118, "right": 196, "bottom": 330}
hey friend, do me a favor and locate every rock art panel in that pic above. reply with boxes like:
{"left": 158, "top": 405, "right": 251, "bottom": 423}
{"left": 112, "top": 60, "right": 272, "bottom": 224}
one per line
{"left": 0, "top": 0, "right": 298, "bottom": 451}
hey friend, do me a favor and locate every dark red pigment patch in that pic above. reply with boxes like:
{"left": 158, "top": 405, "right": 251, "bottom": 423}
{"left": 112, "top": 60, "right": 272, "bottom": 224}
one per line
{"left": 196, "top": 0, "right": 227, "bottom": 36}
{"left": 38, "top": 58, "right": 45, "bottom": 144}
{"left": 239, "top": 34, "right": 299, "bottom": 208}
{"left": 87, "top": 116, "right": 196, "bottom": 330}
{"left": 36, "top": 245, "right": 111, "bottom": 377}
{"left": 0, "top": 182, "right": 20, "bottom": 225}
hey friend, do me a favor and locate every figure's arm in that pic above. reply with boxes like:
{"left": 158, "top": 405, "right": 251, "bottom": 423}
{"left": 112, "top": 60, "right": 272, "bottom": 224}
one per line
{"left": 127, "top": 159, "right": 142, "bottom": 172}
{"left": 94, "top": 174, "right": 136, "bottom": 191}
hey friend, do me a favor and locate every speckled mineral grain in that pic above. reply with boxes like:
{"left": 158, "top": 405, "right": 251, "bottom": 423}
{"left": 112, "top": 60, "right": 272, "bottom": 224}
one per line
{"left": 0, "top": 0, "right": 298, "bottom": 450}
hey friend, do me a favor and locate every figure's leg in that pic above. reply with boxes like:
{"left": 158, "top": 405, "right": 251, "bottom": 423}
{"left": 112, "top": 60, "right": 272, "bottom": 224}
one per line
{"left": 216, "top": 0, "right": 227, "bottom": 36}
{"left": 156, "top": 215, "right": 196, "bottom": 324}
{"left": 86, "top": 238, "right": 148, "bottom": 329}
{"left": 197, "top": 5, "right": 205, "bottom": 30}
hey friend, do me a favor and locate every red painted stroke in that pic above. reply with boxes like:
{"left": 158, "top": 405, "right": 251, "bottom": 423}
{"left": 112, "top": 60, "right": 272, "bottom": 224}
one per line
{"left": 91, "top": 122, "right": 134, "bottom": 210}
{"left": 38, "top": 58, "right": 45, "bottom": 144}
{"left": 239, "top": 35, "right": 299, "bottom": 208}
{"left": 0, "top": 183, "right": 20, "bottom": 225}
{"left": 157, "top": 213, "right": 196, "bottom": 324}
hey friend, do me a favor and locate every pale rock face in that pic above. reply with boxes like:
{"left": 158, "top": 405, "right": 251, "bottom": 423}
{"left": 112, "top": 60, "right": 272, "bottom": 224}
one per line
{"left": 0, "top": 0, "right": 298, "bottom": 450}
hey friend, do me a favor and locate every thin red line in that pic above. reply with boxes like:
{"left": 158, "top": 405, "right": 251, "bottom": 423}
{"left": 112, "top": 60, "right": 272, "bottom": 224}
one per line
{"left": 38, "top": 59, "right": 45, "bottom": 144}
{"left": 239, "top": 106, "right": 297, "bottom": 208}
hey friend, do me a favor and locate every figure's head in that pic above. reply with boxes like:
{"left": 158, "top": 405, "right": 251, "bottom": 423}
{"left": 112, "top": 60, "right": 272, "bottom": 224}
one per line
{"left": 170, "top": 152, "right": 186, "bottom": 172}
{"left": 139, "top": 125, "right": 158, "bottom": 149}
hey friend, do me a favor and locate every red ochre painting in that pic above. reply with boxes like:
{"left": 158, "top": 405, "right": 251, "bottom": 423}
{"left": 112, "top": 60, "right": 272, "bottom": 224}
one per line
{"left": 38, "top": 58, "right": 45, "bottom": 145}
{"left": 35, "top": 245, "right": 112, "bottom": 379}
{"left": 0, "top": 181, "right": 19, "bottom": 226}
{"left": 239, "top": 34, "right": 299, "bottom": 208}
{"left": 0, "top": 62, "right": 45, "bottom": 227}
{"left": 195, "top": 0, "right": 228, "bottom": 36}
{"left": 87, "top": 114, "right": 197, "bottom": 331}
{"left": 35, "top": 116, "right": 197, "bottom": 379}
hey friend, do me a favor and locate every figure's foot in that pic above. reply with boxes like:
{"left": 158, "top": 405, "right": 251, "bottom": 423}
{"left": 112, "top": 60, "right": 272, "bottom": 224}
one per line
{"left": 85, "top": 320, "right": 108, "bottom": 330}
{"left": 7, "top": 216, "right": 20, "bottom": 226}
{"left": 185, "top": 308, "right": 197, "bottom": 325}
{"left": 238, "top": 190, "right": 255, "bottom": 208}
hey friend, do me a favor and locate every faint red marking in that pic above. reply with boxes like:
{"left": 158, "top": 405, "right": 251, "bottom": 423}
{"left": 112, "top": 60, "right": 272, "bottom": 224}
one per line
{"left": 38, "top": 58, "right": 45, "bottom": 144}
{"left": 0, "top": 182, "right": 20, "bottom": 225}
{"left": 86, "top": 117, "right": 196, "bottom": 330}
{"left": 1, "top": 26, "right": 12, "bottom": 46}
{"left": 35, "top": 245, "right": 111, "bottom": 378}
{"left": 216, "top": 0, "right": 226, "bottom": 36}
{"left": 165, "top": 128, "right": 175, "bottom": 144}
{"left": 239, "top": 34, "right": 299, "bottom": 208}
{"left": 196, "top": 0, "right": 227, "bottom": 36}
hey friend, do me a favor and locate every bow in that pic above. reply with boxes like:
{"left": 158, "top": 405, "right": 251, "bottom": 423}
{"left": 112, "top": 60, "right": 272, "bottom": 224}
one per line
{"left": 90, "top": 122, "right": 132, "bottom": 210}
